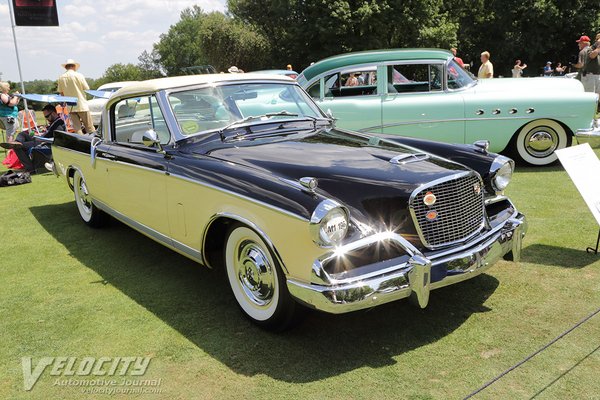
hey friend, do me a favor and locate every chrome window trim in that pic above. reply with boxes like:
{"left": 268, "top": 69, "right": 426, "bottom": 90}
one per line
{"left": 160, "top": 79, "right": 322, "bottom": 141}
{"left": 408, "top": 171, "right": 486, "bottom": 250}
{"left": 107, "top": 93, "right": 175, "bottom": 146}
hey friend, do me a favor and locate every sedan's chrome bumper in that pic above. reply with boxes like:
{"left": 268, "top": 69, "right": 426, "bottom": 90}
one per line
{"left": 287, "top": 213, "right": 526, "bottom": 314}
{"left": 575, "top": 119, "right": 600, "bottom": 148}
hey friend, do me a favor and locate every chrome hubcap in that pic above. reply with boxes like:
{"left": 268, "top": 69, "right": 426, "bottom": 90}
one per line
{"left": 525, "top": 129, "right": 558, "bottom": 157}
{"left": 77, "top": 179, "right": 92, "bottom": 213}
{"left": 235, "top": 240, "right": 275, "bottom": 307}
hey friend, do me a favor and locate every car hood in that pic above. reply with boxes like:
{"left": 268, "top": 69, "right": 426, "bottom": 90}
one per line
{"left": 472, "top": 77, "right": 584, "bottom": 94}
{"left": 188, "top": 128, "right": 470, "bottom": 234}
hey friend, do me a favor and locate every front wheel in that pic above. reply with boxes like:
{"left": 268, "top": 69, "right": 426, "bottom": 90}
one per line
{"left": 73, "top": 170, "right": 108, "bottom": 228}
{"left": 513, "top": 119, "right": 571, "bottom": 166}
{"left": 224, "top": 224, "right": 302, "bottom": 331}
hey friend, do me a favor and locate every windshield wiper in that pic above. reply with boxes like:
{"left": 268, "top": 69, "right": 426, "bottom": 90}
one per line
{"left": 218, "top": 111, "right": 299, "bottom": 140}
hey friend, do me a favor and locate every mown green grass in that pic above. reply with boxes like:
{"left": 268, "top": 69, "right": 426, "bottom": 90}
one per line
{"left": 0, "top": 151, "right": 599, "bottom": 399}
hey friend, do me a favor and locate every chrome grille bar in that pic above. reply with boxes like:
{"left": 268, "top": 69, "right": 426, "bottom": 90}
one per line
{"left": 409, "top": 172, "right": 485, "bottom": 249}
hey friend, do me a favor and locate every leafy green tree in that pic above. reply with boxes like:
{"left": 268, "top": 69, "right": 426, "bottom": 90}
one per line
{"left": 153, "top": 6, "right": 207, "bottom": 76}
{"left": 446, "top": 0, "right": 600, "bottom": 77}
{"left": 93, "top": 63, "right": 145, "bottom": 88}
{"left": 199, "top": 12, "right": 269, "bottom": 72}
{"left": 152, "top": 6, "right": 270, "bottom": 74}
{"left": 228, "top": 0, "right": 458, "bottom": 71}
{"left": 137, "top": 50, "right": 165, "bottom": 79}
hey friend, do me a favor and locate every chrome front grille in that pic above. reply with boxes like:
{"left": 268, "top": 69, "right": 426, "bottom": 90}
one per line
{"left": 410, "top": 172, "right": 485, "bottom": 249}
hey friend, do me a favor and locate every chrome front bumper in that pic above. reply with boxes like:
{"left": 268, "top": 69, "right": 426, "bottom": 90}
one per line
{"left": 287, "top": 213, "right": 527, "bottom": 314}
{"left": 575, "top": 119, "right": 600, "bottom": 148}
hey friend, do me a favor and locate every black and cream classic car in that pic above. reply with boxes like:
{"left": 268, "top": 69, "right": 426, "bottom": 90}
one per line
{"left": 52, "top": 74, "right": 527, "bottom": 330}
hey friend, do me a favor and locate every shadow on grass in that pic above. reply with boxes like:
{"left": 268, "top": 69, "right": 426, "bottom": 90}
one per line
{"left": 31, "top": 202, "right": 499, "bottom": 383}
{"left": 522, "top": 244, "right": 599, "bottom": 268}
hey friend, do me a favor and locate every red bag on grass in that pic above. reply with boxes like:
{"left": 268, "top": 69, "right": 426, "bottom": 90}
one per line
{"left": 2, "top": 149, "right": 25, "bottom": 170}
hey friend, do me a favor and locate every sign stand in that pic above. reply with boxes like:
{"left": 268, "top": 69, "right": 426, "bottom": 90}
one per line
{"left": 556, "top": 144, "right": 600, "bottom": 256}
{"left": 587, "top": 230, "right": 600, "bottom": 254}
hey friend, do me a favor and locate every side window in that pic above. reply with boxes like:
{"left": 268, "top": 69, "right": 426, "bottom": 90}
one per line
{"left": 323, "top": 68, "right": 378, "bottom": 98}
{"left": 113, "top": 95, "right": 170, "bottom": 145}
{"left": 387, "top": 64, "right": 443, "bottom": 93}
{"left": 307, "top": 80, "right": 320, "bottom": 98}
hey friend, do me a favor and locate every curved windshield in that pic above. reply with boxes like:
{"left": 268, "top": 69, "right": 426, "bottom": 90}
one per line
{"left": 446, "top": 59, "right": 476, "bottom": 89}
{"left": 168, "top": 83, "right": 324, "bottom": 136}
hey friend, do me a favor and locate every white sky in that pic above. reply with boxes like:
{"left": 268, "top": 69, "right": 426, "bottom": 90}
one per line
{"left": 0, "top": 0, "right": 227, "bottom": 82}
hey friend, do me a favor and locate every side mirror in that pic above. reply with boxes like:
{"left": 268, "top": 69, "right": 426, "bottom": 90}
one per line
{"left": 142, "top": 129, "right": 165, "bottom": 154}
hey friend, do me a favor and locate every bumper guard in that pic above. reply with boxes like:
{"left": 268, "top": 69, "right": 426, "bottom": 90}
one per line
{"left": 287, "top": 212, "right": 526, "bottom": 314}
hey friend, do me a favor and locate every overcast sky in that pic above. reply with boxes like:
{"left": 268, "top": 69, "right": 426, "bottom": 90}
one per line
{"left": 0, "top": 0, "right": 227, "bottom": 83}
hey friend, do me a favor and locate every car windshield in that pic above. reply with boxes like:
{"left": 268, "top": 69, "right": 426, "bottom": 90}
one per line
{"left": 446, "top": 59, "right": 476, "bottom": 89}
{"left": 168, "top": 83, "right": 324, "bottom": 136}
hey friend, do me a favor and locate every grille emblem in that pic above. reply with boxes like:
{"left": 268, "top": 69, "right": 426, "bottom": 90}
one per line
{"left": 423, "top": 191, "right": 437, "bottom": 206}
{"left": 473, "top": 183, "right": 481, "bottom": 195}
{"left": 425, "top": 211, "right": 438, "bottom": 221}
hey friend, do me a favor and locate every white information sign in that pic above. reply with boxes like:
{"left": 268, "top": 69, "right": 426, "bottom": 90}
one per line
{"left": 555, "top": 143, "right": 600, "bottom": 226}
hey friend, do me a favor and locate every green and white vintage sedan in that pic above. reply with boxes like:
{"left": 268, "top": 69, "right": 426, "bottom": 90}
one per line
{"left": 297, "top": 49, "right": 600, "bottom": 166}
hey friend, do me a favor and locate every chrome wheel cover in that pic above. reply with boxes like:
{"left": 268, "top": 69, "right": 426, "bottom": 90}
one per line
{"left": 524, "top": 127, "right": 559, "bottom": 158}
{"left": 75, "top": 173, "right": 92, "bottom": 220}
{"left": 234, "top": 240, "right": 275, "bottom": 307}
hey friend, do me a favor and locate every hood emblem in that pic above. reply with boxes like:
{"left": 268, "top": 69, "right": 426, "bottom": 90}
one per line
{"left": 473, "top": 183, "right": 481, "bottom": 195}
{"left": 423, "top": 191, "right": 437, "bottom": 206}
{"left": 425, "top": 210, "right": 438, "bottom": 221}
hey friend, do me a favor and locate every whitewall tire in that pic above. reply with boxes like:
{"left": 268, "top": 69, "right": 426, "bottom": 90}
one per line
{"left": 73, "top": 170, "right": 107, "bottom": 228}
{"left": 514, "top": 119, "right": 570, "bottom": 166}
{"left": 224, "top": 224, "right": 301, "bottom": 330}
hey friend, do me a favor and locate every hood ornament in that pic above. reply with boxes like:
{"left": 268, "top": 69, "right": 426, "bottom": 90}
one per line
{"left": 299, "top": 177, "right": 318, "bottom": 192}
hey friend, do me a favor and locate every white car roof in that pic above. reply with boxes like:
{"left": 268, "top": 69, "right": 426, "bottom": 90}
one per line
{"left": 97, "top": 81, "right": 138, "bottom": 91}
{"left": 112, "top": 74, "right": 294, "bottom": 99}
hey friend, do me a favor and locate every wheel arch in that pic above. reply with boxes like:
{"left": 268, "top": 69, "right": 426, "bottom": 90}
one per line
{"left": 202, "top": 213, "right": 288, "bottom": 275}
{"left": 509, "top": 118, "right": 574, "bottom": 145}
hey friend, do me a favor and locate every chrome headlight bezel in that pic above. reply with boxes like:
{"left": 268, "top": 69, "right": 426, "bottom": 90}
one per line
{"left": 490, "top": 155, "right": 514, "bottom": 193}
{"left": 309, "top": 199, "right": 349, "bottom": 248}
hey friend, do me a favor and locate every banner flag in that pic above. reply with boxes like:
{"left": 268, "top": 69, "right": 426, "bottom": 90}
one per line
{"left": 12, "top": 0, "right": 59, "bottom": 27}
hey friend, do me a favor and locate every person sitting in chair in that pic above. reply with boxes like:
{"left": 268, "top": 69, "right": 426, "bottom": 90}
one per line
{"left": 0, "top": 104, "right": 66, "bottom": 173}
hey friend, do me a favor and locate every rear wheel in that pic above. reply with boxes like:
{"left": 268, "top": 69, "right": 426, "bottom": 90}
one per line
{"left": 513, "top": 119, "right": 570, "bottom": 166}
{"left": 73, "top": 170, "right": 108, "bottom": 228}
{"left": 224, "top": 224, "right": 302, "bottom": 331}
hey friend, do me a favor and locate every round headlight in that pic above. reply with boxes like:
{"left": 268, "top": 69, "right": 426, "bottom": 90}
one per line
{"left": 491, "top": 156, "right": 514, "bottom": 192}
{"left": 310, "top": 199, "right": 349, "bottom": 247}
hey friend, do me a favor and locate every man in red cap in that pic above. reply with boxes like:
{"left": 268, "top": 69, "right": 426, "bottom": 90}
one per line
{"left": 573, "top": 35, "right": 600, "bottom": 97}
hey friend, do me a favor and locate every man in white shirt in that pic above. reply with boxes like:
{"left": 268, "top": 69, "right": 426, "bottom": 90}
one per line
{"left": 57, "top": 58, "right": 94, "bottom": 134}
{"left": 478, "top": 51, "right": 494, "bottom": 79}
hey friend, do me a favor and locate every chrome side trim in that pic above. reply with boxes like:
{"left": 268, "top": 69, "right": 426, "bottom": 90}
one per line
{"left": 93, "top": 199, "right": 204, "bottom": 263}
{"left": 201, "top": 212, "right": 288, "bottom": 274}
{"left": 356, "top": 115, "right": 570, "bottom": 133}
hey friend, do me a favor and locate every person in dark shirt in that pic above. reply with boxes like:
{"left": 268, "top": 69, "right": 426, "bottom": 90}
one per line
{"left": 0, "top": 104, "right": 66, "bottom": 173}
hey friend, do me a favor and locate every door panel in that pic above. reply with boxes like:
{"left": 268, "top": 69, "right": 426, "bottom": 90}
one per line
{"left": 101, "top": 145, "right": 170, "bottom": 236}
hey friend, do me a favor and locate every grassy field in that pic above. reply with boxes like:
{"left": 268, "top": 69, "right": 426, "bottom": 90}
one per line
{"left": 0, "top": 151, "right": 599, "bottom": 399}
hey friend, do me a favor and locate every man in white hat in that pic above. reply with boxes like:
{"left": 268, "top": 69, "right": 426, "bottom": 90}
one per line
{"left": 57, "top": 58, "right": 94, "bottom": 134}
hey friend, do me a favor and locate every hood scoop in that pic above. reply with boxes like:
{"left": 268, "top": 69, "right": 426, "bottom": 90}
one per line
{"left": 389, "top": 153, "right": 430, "bottom": 165}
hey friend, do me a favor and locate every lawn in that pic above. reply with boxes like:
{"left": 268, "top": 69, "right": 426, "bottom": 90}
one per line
{"left": 0, "top": 151, "right": 599, "bottom": 399}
